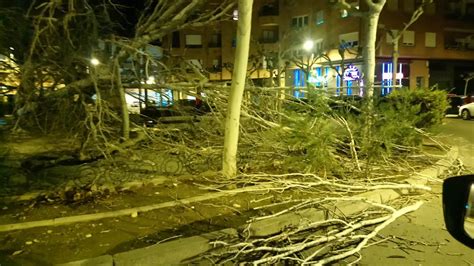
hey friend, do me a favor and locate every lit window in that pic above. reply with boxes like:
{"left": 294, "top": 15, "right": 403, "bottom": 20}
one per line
{"left": 185, "top": 34, "right": 202, "bottom": 48}
{"left": 402, "top": 30, "right": 415, "bottom": 46}
{"left": 336, "top": 66, "right": 341, "bottom": 95}
{"left": 425, "top": 32, "right": 436, "bottom": 47}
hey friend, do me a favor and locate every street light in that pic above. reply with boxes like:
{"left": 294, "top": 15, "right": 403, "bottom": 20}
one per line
{"left": 303, "top": 40, "right": 314, "bottom": 51}
{"left": 90, "top": 58, "right": 100, "bottom": 66}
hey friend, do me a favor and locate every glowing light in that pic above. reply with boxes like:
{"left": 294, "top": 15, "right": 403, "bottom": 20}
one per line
{"left": 303, "top": 40, "right": 314, "bottom": 51}
{"left": 90, "top": 58, "right": 100, "bottom": 66}
{"left": 146, "top": 76, "right": 156, "bottom": 84}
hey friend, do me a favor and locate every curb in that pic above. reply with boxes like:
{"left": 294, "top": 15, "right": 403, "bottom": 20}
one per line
{"left": 57, "top": 146, "right": 459, "bottom": 265}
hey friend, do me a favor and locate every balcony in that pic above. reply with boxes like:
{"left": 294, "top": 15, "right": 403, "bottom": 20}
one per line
{"left": 258, "top": 16, "right": 279, "bottom": 26}
{"left": 259, "top": 4, "right": 279, "bottom": 17}
{"left": 258, "top": 3, "right": 279, "bottom": 26}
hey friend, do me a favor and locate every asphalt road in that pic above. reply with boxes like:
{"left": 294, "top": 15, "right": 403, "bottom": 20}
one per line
{"left": 359, "top": 117, "right": 474, "bottom": 266}
{"left": 438, "top": 117, "right": 474, "bottom": 170}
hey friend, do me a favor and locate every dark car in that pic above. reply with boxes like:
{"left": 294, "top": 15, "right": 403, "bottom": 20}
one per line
{"left": 138, "top": 99, "right": 212, "bottom": 126}
{"left": 446, "top": 94, "right": 464, "bottom": 115}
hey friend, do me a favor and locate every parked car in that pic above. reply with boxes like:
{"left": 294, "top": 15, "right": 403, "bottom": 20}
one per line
{"left": 446, "top": 94, "right": 464, "bottom": 115}
{"left": 139, "top": 99, "right": 212, "bottom": 126}
{"left": 459, "top": 102, "right": 474, "bottom": 120}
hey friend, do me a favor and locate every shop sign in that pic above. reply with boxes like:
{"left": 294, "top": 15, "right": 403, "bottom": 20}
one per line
{"left": 344, "top": 65, "right": 360, "bottom": 81}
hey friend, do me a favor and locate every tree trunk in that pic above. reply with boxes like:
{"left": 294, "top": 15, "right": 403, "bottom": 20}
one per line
{"left": 362, "top": 13, "right": 380, "bottom": 99}
{"left": 222, "top": 0, "right": 253, "bottom": 178}
{"left": 391, "top": 39, "right": 399, "bottom": 90}
{"left": 361, "top": 3, "right": 384, "bottom": 163}
{"left": 114, "top": 59, "right": 130, "bottom": 140}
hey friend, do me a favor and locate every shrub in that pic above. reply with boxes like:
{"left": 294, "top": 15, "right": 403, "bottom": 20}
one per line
{"left": 353, "top": 88, "right": 448, "bottom": 158}
{"left": 381, "top": 87, "right": 448, "bottom": 129}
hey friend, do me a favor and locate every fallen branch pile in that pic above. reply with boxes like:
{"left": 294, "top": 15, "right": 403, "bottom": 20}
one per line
{"left": 196, "top": 200, "right": 424, "bottom": 265}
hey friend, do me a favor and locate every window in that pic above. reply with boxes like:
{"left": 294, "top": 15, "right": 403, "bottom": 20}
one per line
{"left": 185, "top": 34, "right": 202, "bottom": 48}
{"left": 425, "top": 32, "right": 436, "bottom": 47}
{"left": 402, "top": 30, "right": 415, "bottom": 46}
{"left": 208, "top": 33, "right": 221, "bottom": 48}
{"left": 316, "top": 11, "right": 324, "bottom": 25}
{"left": 314, "top": 39, "right": 324, "bottom": 52}
{"left": 291, "top": 15, "right": 308, "bottom": 28}
{"left": 262, "top": 29, "right": 278, "bottom": 43}
{"left": 293, "top": 69, "right": 306, "bottom": 98}
{"left": 315, "top": 67, "right": 322, "bottom": 87}
{"left": 339, "top": 32, "right": 359, "bottom": 48}
{"left": 387, "top": 0, "right": 399, "bottom": 11}
{"left": 172, "top": 31, "right": 180, "bottom": 48}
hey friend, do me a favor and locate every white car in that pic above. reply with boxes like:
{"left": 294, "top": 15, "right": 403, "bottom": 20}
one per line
{"left": 459, "top": 102, "right": 474, "bottom": 120}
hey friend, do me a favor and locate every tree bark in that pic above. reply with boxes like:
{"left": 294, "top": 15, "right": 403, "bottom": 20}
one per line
{"left": 222, "top": 0, "right": 253, "bottom": 178}
{"left": 391, "top": 38, "right": 399, "bottom": 89}
{"left": 114, "top": 58, "right": 130, "bottom": 140}
{"left": 362, "top": 13, "right": 380, "bottom": 99}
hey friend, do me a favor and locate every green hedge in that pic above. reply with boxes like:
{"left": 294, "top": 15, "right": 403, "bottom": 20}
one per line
{"left": 381, "top": 87, "right": 448, "bottom": 129}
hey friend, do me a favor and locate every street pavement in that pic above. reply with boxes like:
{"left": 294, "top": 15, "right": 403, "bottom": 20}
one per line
{"left": 438, "top": 117, "right": 474, "bottom": 169}
{"left": 359, "top": 117, "right": 474, "bottom": 265}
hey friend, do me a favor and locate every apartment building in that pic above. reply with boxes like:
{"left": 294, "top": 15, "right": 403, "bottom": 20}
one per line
{"left": 162, "top": 0, "right": 474, "bottom": 96}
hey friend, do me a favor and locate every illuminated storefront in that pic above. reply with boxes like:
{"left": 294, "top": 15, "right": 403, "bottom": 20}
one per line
{"left": 377, "top": 62, "right": 410, "bottom": 95}
{"left": 291, "top": 61, "right": 413, "bottom": 98}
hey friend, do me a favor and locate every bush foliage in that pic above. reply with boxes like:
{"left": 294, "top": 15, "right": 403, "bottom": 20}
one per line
{"left": 355, "top": 88, "right": 448, "bottom": 158}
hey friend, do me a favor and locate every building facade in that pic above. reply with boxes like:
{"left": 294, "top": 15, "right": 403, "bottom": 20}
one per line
{"left": 162, "top": 0, "right": 474, "bottom": 96}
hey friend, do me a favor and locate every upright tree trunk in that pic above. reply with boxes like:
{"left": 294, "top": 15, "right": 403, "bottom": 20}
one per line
{"left": 361, "top": 1, "right": 384, "bottom": 164}
{"left": 391, "top": 39, "right": 399, "bottom": 90}
{"left": 222, "top": 0, "right": 253, "bottom": 178}
{"left": 114, "top": 58, "right": 130, "bottom": 140}
{"left": 362, "top": 13, "right": 380, "bottom": 99}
